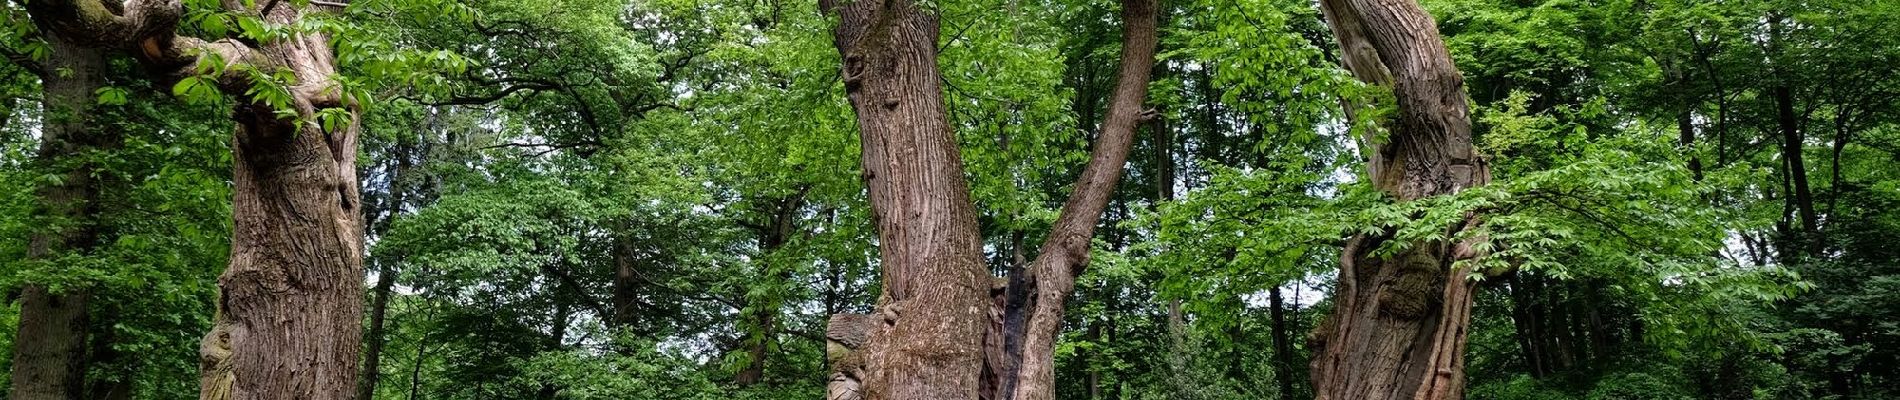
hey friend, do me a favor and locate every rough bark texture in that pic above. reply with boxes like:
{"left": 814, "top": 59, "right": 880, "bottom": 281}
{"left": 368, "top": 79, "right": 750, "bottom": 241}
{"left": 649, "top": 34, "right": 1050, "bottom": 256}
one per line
{"left": 1008, "top": 0, "right": 1157, "bottom": 398}
{"left": 825, "top": 313, "right": 874, "bottom": 400}
{"left": 820, "top": 0, "right": 990, "bottom": 397}
{"left": 1311, "top": 0, "right": 1490, "bottom": 398}
{"left": 820, "top": 0, "right": 1157, "bottom": 396}
{"left": 17, "top": 1, "right": 364, "bottom": 399}
{"left": 7, "top": 31, "right": 111, "bottom": 400}
{"left": 199, "top": 8, "right": 362, "bottom": 400}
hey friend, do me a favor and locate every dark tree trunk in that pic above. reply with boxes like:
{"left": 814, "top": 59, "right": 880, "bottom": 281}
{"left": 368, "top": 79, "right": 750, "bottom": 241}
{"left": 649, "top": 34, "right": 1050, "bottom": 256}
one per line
{"left": 611, "top": 221, "right": 641, "bottom": 328}
{"left": 1311, "top": 0, "right": 1490, "bottom": 397}
{"left": 359, "top": 136, "right": 415, "bottom": 400}
{"left": 1505, "top": 275, "right": 1546, "bottom": 377}
{"left": 738, "top": 193, "right": 805, "bottom": 386}
{"left": 7, "top": 32, "right": 110, "bottom": 400}
{"left": 357, "top": 267, "right": 396, "bottom": 400}
{"left": 989, "top": 230, "right": 1032, "bottom": 400}
{"left": 1677, "top": 111, "right": 1703, "bottom": 181}
{"left": 1773, "top": 85, "right": 1817, "bottom": 253}
{"left": 1268, "top": 287, "right": 1297, "bottom": 398}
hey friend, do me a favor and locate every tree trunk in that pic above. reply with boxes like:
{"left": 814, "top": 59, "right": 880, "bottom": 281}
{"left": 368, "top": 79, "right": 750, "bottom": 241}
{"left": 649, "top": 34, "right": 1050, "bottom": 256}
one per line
{"left": 820, "top": 0, "right": 991, "bottom": 397}
{"left": 8, "top": 33, "right": 110, "bottom": 400}
{"left": 360, "top": 135, "right": 415, "bottom": 400}
{"left": 1311, "top": 0, "right": 1489, "bottom": 397}
{"left": 1009, "top": 1, "right": 1157, "bottom": 398}
{"left": 13, "top": 2, "right": 365, "bottom": 399}
{"left": 196, "top": 7, "right": 364, "bottom": 400}
{"left": 738, "top": 194, "right": 804, "bottom": 386}
{"left": 357, "top": 267, "right": 396, "bottom": 400}
{"left": 989, "top": 231, "right": 1032, "bottom": 400}
{"left": 1268, "top": 287, "right": 1297, "bottom": 398}
{"left": 1773, "top": 85, "right": 1817, "bottom": 253}
{"left": 611, "top": 220, "right": 642, "bottom": 328}
{"left": 820, "top": 0, "right": 1157, "bottom": 396}
{"left": 1677, "top": 111, "right": 1703, "bottom": 181}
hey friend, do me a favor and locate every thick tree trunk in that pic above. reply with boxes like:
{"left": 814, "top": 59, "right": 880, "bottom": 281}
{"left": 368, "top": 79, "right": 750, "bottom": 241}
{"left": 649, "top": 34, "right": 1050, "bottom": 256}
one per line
{"left": 8, "top": 33, "right": 112, "bottom": 400}
{"left": 820, "top": 0, "right": 990, "bottom": 397}
{"left": 13, "top": 2, "right": 364, "bottom": 399}
{"left": 1311, "top": 0, "right": 1488, "bottom": 397}
{"left": 8, "top": 8, "right": 110, "bottom": 400}
{"left": 197, "top": 9, "right": 364, "bottom": 400}
{"left": 820, "top": 0, "right": 1156, "bottom": 396}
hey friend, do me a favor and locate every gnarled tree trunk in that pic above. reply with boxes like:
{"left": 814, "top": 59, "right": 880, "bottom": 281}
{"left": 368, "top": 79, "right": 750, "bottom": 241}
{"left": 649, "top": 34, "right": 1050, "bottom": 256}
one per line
{"left": 17, "top": 1, "right": 365, "bottom": 399}
{"left": 1311, "top": 0, "right": 1490, "bottom": 398}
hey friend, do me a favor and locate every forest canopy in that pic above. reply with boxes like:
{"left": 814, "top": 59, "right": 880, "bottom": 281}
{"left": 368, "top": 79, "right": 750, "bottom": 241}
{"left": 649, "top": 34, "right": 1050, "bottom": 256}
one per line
{"left": 0, "top": 0, "right": 1895, "bottom": 399}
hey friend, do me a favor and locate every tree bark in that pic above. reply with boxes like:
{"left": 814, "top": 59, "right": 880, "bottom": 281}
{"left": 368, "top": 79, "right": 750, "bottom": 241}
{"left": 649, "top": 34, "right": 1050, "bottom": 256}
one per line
{"left": 1009, "top": 1, "right": 1157, "bottom": 398}
{"left": 820, "top": 0, "right": 990, "bottom": 397}
{"left": 1311, "top": 0, "right": 1489, "bottom": 398}
{"left": 820, "top": 0, "right": 1157, "bottom": 396}
{"left": 16, "top": 1, "right": 365, "bottom": 399}
{"left": 7, "top": 31, "right": 111, "bottom": 400}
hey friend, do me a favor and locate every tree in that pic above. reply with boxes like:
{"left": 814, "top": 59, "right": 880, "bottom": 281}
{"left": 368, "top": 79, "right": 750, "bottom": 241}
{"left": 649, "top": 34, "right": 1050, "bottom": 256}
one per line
{"left": 13, "top": 1, "right": 369, "bottom": 398}
{"left": 1309, "top": 0, "right": 1490, "bottom": 397}
{"left": 817, "top": 0, "right": 1158, "bottom": 397}
{"left": 7, "top": 19, "right": 114, "bottom": 400}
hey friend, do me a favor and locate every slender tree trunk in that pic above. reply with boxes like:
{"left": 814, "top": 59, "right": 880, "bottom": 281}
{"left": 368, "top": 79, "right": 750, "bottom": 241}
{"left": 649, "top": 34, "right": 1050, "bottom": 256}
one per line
{"left": 611, "top": 220, "right": 642, "bottom": 328}
{"left": 1773, "top": 85, "right": 1818, "bottom": 252}
{"left": 738, "top": 194, "right": 804, "bottom": 385}
{"left": 1677, "top": 111, "right": 1703, "bottom": 181}
{"left": 1010, "top": 1, "right": 1157, "bottom": 398}
{"left": 8, "top": 33, "right": 111, "bottom": 400}
{"left": 360, "top": 136, "right": 415, "bottom": 400}
{"left": 1311, "top": 0, "right": 1489, "bottom": 397}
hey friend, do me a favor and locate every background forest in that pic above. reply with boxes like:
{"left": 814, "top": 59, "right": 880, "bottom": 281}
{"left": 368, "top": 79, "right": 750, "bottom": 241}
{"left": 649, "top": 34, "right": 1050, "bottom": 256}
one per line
{"left": 0, "top": 0, "right": 1895, "bottom": 398}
